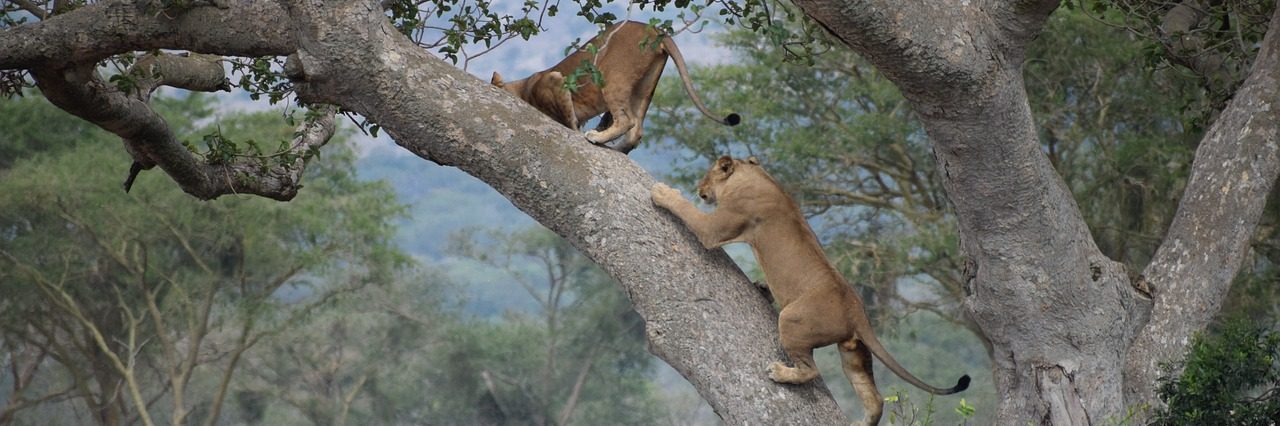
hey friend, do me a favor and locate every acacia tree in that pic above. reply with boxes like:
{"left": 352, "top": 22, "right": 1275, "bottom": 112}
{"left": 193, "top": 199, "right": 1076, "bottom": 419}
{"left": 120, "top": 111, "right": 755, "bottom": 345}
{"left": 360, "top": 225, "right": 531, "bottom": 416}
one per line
{"left": 2, "top": 0, "right": 1278, "bottom": 424}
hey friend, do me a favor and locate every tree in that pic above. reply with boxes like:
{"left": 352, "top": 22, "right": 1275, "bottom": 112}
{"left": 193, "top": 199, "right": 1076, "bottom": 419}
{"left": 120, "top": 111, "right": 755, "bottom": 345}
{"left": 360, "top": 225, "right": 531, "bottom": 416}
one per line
{"left": 0, "top": 99, "right": 407, "bottom": 426}
{"left": 446, "top": 226, "right": 666, "bottom": 425}
{"left": 2, "top": 0, "right": 1278, "bottom": 424}
{"left": 233, "top": 268, "right": 452, "bottom": 426}
{"left": 788, "top": 1, "right": 1279, "bottom": 423}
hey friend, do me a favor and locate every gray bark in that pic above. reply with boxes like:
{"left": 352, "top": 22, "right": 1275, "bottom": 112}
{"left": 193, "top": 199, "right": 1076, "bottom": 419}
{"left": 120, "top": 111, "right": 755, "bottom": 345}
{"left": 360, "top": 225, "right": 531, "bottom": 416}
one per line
{"left": 280, "top": 3, "right": 845, "bottom": 423}
{"left": 1126, "top": 2, "right": 1280, "bottom": 406}
{"left": 4, "top": 0, "right": 1280, "bottom": 424}
{"left": 792, "top": 0, "right": 1280, "bottom": 423}
{"left": 2, "top": 0, "right": 846, "bottom": 423}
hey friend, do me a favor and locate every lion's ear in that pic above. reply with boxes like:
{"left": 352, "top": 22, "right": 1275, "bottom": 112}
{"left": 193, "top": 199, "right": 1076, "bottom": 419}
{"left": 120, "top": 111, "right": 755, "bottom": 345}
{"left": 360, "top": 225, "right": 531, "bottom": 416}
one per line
{"left": 490, "top": 71, "right": 505, "bottom": 87}
{"left": 716, "top": 155, "right": 734, "bottom": 173}
{"left": 746, "top": 156, "right": 759, "bottom": 165}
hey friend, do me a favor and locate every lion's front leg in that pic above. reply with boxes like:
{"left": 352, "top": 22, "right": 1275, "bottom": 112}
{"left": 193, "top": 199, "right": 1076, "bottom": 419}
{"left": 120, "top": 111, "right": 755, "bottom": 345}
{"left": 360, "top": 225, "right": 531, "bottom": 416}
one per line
{"left": 651, "top": 183, "right": 747, "bottom": 249}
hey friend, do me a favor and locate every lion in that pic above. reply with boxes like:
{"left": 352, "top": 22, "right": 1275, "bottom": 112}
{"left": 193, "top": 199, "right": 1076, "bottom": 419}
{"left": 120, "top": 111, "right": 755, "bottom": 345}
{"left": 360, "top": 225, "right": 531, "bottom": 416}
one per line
{"left": 491, "top": 21, "right": 740, "bottom": 154}
{"left": 651, "top": 156, "right": 969, "bottom": 426}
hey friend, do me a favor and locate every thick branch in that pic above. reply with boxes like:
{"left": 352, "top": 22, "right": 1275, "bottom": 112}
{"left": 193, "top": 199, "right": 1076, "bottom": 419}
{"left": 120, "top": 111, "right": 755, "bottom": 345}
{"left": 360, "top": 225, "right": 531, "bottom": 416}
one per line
{"left": 31, "top": 61, "right": 335, "bottom": 200}
{"left": 1125, "top": 3, "right": 1280, "bottom": 408}
{"left": 792, "top": 0, "right": 1152, "bottom": 422}
{"left": 281, "top": 0, "right": 845, "bottom": 422}
{"left": 130, "top": 52, "right": 231, "bottom": 99}
{"left": 0, "top": 0, "right": 295, "bottom": 69}
{"left": 790, "top": 0, "right": 1058, "bottom": 115}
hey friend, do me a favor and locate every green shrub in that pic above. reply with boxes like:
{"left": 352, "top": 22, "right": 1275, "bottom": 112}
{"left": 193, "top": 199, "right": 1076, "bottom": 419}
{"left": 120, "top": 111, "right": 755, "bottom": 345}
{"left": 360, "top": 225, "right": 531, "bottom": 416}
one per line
{"left": 1151, "top": 318, "right": 1280, "bottom": 425}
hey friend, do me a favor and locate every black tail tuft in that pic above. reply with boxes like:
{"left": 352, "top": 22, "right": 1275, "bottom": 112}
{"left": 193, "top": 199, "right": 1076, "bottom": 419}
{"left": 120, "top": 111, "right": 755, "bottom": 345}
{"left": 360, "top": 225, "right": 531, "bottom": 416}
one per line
{"left": 724, "top": 113, "right": 741, "bottom": 126}
{"left": 954, "top": 375, "right": 971, "bottom": 393}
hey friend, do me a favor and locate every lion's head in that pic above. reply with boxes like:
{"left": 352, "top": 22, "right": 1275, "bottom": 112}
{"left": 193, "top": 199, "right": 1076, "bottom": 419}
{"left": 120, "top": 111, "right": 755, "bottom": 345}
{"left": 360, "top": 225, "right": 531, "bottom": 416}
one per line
{"left": 696, "top": 155, "right": 761, "bottom": 204}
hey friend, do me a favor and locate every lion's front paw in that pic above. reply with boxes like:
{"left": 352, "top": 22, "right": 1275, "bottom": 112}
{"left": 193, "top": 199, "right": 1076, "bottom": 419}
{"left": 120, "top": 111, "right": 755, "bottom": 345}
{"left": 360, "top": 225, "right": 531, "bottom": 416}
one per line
{"left": 767, "top": 361, "right": 790, "bottom": 383}
{"left": 651, "top": 183, "right": 683, "bottom": 209}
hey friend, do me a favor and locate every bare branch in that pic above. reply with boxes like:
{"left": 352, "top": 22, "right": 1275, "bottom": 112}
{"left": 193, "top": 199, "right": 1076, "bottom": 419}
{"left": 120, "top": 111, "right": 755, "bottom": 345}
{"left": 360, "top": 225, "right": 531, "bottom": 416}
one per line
{"left": 31, "top": 60, "right": 336, "bottom": 200}
{"left": 0, "top": 0, "right": 295, "bottom": 70}
{"left": 7, "top": 0, "right": 49, "bottom": 20}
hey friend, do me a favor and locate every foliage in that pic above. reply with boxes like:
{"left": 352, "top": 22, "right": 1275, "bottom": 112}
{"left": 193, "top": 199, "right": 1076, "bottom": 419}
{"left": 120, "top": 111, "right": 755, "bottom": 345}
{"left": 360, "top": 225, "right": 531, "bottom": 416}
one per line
{"left": 1024, "top": 8, "right": 1205, "bottom": 269}
{"left": 1071, "top": 0, "right": 1275, "bottom": 115}
{"left": 0, "top": 94, "right": 408, "bottom": 426}
{"left": 882, "top": 391, "right": 976, "bottom": 426}
{"left": 443, "top": 226, "right": 667, "bottom": 425}
{"left": 1150, "top": 318, "right": 1280, "bottom": 425}
{"left": 235, "top": 268, "right": 455, "bottom": 426}
{"left": 0, "top": 93, "right": 108, "bottom": 167}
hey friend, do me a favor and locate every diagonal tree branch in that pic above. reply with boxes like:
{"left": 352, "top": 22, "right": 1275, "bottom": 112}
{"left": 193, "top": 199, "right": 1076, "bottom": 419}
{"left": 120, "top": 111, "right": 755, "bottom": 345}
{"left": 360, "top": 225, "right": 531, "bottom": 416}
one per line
{"left": 278, "top": 0, "right": 846, "bottom": 422}
{"left": 1125, "top": 2, "right": 1280, "bottom": 407}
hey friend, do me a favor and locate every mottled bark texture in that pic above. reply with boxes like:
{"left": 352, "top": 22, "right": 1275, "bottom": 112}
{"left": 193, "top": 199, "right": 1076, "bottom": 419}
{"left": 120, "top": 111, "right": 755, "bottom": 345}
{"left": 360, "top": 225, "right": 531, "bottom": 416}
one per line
{"left": 793, "top": 0, "right": 1280, "bottom": 424}
{"left": 1127, "top": 2, "right": 1280, "bottom": 406}
{"left": 5, "top": 0, "right": 1280, "bottom": 424}
{"left": 6, "top": 1, "right": 328, "bottom": 200}
{"left": 2, "top": 0, "right": 846, "bottom": 423}
{"left": 279, "top": 2, "right": 845, "bottom": 423}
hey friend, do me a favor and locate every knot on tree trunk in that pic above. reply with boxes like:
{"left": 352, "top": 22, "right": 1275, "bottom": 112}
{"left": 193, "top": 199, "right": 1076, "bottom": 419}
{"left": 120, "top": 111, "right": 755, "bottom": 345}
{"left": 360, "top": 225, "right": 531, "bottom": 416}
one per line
{"left": 1036, "top": 365, "right": 1089, "bottom": 425}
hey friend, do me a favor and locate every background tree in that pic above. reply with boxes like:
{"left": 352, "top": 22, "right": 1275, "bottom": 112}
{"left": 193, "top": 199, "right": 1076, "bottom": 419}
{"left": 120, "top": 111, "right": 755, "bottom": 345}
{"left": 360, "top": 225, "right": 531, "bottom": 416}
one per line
{"left": 0, "top": 96, "right": 407, "bottom": 426}
{"left": 445, "top": 226, "right": 667, "bottom": 426}
{"left": 232, "top": 268, "right": 453, "bottom": 426}
{"left": 3, "top": 0, "right": 1279, "bottom": 423}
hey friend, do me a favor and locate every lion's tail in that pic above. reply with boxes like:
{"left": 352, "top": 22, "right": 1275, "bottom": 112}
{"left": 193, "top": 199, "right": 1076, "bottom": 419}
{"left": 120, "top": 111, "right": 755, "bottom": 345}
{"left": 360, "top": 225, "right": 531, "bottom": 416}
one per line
{"left": 850, "top": 310, "right": 970, "bottom": 395}
{"left": 660, "top": 36, "right": 741, "bottom": 126}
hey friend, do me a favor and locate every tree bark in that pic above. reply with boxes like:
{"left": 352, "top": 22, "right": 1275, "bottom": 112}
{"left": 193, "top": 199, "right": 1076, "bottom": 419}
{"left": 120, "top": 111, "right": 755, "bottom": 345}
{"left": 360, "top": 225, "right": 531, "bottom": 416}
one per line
{"left": 2, "top": 0, "right": 846, "bottom": 423}
{"left": 792, "top": 0, "right": 1280, "bottom": 423}
{"left": 279, "top": 3, "right": 845, "bottom": 422}
{"left": 1126, "top": 2, "right": 1280, "bottom": 406}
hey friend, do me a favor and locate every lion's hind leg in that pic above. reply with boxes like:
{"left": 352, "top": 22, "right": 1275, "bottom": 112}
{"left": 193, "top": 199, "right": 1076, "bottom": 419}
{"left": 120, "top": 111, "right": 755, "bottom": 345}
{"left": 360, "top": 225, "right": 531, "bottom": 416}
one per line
{"left": 583, "top": 103, "right": 633, "bottom": 144}
{"left": 615, "top": 55, "right": 666, "bottom": 154}
{"left": 768, "top": 307, "right": 823, "bottom": 384}
{"left": 839, "top": 339, "right": 883, "bottom": 426}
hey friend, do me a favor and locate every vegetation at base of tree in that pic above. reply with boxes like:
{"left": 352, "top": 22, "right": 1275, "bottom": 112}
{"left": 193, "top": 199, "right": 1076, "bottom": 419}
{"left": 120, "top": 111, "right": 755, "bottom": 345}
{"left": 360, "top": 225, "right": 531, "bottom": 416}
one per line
{"left": 882, "top": 391, "right": 977, "bottom": 426}
{"left": 1150, "top": 317, "right": 1280, "bottom": 426}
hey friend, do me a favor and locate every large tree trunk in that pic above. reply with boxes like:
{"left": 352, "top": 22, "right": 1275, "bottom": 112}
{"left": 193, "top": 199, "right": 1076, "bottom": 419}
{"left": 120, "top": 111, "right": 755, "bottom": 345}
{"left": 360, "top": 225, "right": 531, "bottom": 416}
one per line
{"left": 792, "top": 0, "right": 1280, "bottom": 423}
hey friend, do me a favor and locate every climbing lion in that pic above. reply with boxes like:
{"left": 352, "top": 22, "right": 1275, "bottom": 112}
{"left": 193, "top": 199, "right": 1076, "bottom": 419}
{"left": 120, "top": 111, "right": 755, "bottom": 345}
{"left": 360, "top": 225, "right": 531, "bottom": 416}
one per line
{"left": 651, "top": 156, "right": 969, "bottom": 426}
{"left": 491, "top": 21, "right": 739, "bottom": 154}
